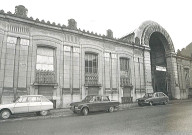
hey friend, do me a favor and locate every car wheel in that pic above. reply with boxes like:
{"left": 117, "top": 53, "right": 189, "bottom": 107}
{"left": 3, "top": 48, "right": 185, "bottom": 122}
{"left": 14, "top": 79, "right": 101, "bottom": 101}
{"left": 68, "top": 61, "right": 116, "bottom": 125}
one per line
{"left": 149, "top": 101, "right": 153, "bottom": 106}
{"left": 73, "top": 111, "right": 77, "bottom": 114}
{"left": 109, "top": 107, "right": 114, "bottom": 113}
{"left": 40, "top": 110, "right": 48, "bottom": 116}
{"left": 0, "top": 110, "right": 11, "bottom": 119}
{"left": 82, "top": 107, "right": 88, "bottom": 116}
{"left": 36, "top": 112, "right": 40, "bottom": 116}
{"left": 163, "top": 100, "right": 168, "bottom": 105}
{"left": 138, "top": 103, "right": 143, "bottom": 106}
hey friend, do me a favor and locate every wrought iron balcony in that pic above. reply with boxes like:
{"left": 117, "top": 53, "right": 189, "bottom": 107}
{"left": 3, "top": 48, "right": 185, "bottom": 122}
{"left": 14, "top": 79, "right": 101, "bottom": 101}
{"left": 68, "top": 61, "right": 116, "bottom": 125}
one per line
{"left": 85, "top": 73, "right": 100, "bottom": 86}
{"left": 35, "top": 70, "right": 56, "bottom": 84}
{"left": 120, "top": 77, "right": 131, "bottom": 87}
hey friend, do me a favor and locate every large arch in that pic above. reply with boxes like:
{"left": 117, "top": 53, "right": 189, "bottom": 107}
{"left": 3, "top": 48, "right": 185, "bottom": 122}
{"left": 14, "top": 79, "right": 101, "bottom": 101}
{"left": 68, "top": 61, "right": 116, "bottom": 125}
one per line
{"left": 135, "top": 21, "right": 180, "bottom": 99}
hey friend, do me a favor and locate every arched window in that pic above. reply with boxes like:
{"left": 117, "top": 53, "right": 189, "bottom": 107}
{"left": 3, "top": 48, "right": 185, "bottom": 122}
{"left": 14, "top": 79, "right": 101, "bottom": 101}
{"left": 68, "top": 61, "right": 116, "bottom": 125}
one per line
{"left": 35, "top": 47, "right": 56, "bottom": 84}
{"left": 36, "top": 47, "right": 54, "bottom": 71}
{"left": 120, "top": 57, "right": 130, "bottom": 86}
{"left": 85, "top": 53, "right": 98, "bottom": 85}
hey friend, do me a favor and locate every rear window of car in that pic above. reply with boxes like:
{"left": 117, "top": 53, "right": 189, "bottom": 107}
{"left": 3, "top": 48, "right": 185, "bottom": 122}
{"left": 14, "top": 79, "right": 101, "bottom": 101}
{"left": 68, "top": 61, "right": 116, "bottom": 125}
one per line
{"left": 144, "top": 93, "right": 153, "bottom": 98}
{"left": 28, "top": 97, "right": 38, "bottom": 102}
{"left": 41, "top": 96, "right": 50, "bottom": 102}
{"left": 102, "top": 96, "right": 110, "bottom": 101}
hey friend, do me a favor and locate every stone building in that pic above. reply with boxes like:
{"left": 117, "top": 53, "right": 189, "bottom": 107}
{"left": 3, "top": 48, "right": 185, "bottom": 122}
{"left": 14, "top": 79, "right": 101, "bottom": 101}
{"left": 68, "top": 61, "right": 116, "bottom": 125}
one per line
{"left": 0, "top": 5, "right": 189, "bottom": 108}
{"left": 177, "top": 44, "right": 192, "bottom": 99}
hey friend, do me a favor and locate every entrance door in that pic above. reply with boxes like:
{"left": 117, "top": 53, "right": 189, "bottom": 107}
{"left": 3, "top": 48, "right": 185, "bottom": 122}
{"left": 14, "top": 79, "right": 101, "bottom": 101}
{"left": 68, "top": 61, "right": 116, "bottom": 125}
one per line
{"left": 123, "top": 87, "right": 131, "bottom": 97}
{"left": 38, "top": 86, "right": 53, "bottom": 100}
{"left": 122, "top": 87, "right": 132, "bottom": 103}
{"left": 87, "top": 87, "right": 99, "bottom": 95}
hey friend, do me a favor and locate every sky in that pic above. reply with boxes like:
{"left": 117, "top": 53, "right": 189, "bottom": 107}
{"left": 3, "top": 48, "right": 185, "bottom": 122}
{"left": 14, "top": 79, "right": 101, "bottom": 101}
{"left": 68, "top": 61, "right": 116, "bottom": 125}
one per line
{"left": 0, "top": 0, "right": 192, "bottom": 51}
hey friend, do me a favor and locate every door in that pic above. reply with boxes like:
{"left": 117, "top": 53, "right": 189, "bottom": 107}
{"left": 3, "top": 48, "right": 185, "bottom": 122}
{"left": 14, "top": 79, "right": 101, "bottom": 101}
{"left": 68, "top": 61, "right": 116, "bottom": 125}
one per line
{"left": 87, "top": 87, "right": 99, "bottom": 95}
{"left": 14, "top": 96, "right": 29, "bottom": 114}
{"left": 88, "top": 96, "right": 102, "bottom": 111}
{"left": 38, "top": 86, "right": 53, "bottom": 100}
{"left": 28, "top": 96, "right": 41, "bottom": 112}
{"left": 122, "top": 87, "right": 132, "bottom": 103}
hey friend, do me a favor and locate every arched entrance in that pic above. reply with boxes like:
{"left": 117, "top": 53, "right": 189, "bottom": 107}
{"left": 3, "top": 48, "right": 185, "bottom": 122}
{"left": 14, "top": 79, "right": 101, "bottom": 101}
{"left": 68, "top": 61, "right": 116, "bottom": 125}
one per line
{"left": 149, "top": 32, "right": 168, "bottom": 95}
{"left": 136, "top": 21, "right": 180, "bottom": 99}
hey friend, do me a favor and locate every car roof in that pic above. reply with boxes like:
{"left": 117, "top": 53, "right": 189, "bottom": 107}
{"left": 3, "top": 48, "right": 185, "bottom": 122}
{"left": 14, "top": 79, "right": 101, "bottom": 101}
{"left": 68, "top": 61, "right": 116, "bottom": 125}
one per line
{"left": 20, "top": 95, "right": 43, "bottom": 97}
{"left": 86, "top": 95, "right": 108, "bottom": 97}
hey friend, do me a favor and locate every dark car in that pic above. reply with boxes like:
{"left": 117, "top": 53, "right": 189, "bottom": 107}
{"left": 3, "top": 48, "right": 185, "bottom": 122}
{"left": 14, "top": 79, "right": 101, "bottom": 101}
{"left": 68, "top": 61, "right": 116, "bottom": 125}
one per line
{"left": 137, "top": 92, "right": 169, "bottom": 106}
{"left": 70, "top": 95, "right": 120, "bottom": 116}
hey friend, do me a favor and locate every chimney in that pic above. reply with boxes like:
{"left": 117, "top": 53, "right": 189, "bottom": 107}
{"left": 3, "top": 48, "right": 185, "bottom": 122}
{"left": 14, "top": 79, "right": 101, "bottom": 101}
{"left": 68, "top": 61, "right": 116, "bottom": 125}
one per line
{"left": 107, "top": 29, "right": 113, "bottom": 38}
{"left": 15, "top": 5, "right": 28, "bottom": 17}
{"left": 68, "top": 19, "right": 77, "bottom": 30}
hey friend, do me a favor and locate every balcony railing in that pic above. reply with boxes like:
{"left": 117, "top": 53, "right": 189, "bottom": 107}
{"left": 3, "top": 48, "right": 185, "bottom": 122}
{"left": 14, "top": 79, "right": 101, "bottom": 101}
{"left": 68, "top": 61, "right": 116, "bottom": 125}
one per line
{"left": 85, "top": 73, "right": 99, "bottom": 86}
{"left": 120, "top": 77, "right": 131, "bottom": 87}
{"left": 35, "top": 70, "right": 56, "bottom": 84}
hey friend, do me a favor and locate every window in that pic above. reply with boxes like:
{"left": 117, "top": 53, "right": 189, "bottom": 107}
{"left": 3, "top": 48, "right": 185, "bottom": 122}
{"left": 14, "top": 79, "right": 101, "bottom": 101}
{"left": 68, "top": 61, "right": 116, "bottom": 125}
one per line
{"left": 41, "top": 96, "right": 50, "bottom": 102}
{"left": 28, "top": 97, "right": 37, "bottom": 102}
{"left": 35, "top": 47, "right": 56, "bottom": 84}
{"left": 36, "top": 47, "right": 54, "bottom": 71}
{"left": 120, "top": 58, "right": 129, "bottom": 71}
{"left": 85, "top": 53, "right": 98, "bottom": 85}
{"left": 120, "top": 58, "right": 130, "bottom": 86}
{"left": 102, "top": 96, "right": 110, "bottom": 101}
{"left": 85, "top": 53, "right": 98, "bottom": 73}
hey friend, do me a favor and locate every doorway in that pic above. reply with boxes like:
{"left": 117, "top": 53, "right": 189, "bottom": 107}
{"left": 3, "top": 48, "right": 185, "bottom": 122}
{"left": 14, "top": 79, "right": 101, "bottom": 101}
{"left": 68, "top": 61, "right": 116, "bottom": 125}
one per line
{"left": 149, "top": 32, "right": 168, "bottom": 95}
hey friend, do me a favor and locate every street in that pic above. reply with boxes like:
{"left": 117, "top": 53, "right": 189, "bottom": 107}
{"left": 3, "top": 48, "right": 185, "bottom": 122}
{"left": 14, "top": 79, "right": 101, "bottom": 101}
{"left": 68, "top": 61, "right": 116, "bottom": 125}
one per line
{"left": 0, "top": 102, "right": 192, "bottom": 135}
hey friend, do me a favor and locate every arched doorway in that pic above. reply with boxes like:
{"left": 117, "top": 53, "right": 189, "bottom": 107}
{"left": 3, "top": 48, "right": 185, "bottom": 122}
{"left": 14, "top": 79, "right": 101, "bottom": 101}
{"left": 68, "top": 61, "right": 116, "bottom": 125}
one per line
{"left": 136, "top": 21, "right": 180, "bottom": 99}
{"left": 149, "top": 32, "right": 168, "bottom": 95}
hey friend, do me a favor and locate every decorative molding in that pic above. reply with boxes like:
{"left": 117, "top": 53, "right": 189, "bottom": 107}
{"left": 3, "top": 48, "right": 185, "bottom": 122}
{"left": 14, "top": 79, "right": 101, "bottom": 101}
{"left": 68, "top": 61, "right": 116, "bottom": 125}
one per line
{"left": 111, "top": 54, "right": 117, "bottom": 59}
{"left": 20, "top": 39, "right": 29, "bottom": 46}
{"left": 104, "top": 52, "right": 110, "bottom": 58}
{"left": 134, "top": 49, "right": 143, "bottom": 56}
{"left": 73, "top": 47, "right": 80, "bottom": 53}
{"left": 7, "top": 36, "right": 17, "bottom": 44}
{"left": 64, "top": 46, "right": 71, "bottom": 52}
{"left": 8, "top": 23, "right": 29, "bottom": 34}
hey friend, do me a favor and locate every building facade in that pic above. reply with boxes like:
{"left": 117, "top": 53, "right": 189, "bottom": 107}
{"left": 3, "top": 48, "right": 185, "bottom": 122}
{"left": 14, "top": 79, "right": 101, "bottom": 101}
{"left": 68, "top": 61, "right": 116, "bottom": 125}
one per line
{"left": 0, "top": 5, "right": 189, "bottom": 108}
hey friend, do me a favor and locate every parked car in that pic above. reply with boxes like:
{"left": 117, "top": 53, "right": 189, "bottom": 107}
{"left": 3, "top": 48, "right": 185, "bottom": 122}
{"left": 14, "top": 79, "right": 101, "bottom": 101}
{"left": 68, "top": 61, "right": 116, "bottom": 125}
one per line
{"left": 70, "top": 95, "right": 120, "bottom": 116}
{"left": 0, "top": 95, "right": 53, "bottom": 119}
{"left": 137, "top": 92, "right": 169, "bottom": 106}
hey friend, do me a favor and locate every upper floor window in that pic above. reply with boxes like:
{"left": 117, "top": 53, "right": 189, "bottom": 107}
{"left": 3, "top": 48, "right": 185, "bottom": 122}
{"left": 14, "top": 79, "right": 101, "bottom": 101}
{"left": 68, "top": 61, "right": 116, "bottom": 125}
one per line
{"left": 120, "top": 58, "right": 129, "bottom": 72}
{"left": 85, "top": 53, "right": 98, "bottom": 86}
{"left": 36, "top": 47, "right": 54, "bottom": 71}
{"left": 120, "top": 58, "right": 130, "bottom": 86}
{"left": 85, "top": 53, "right": 98, "bottom": 73}
{"left": 35, "top": 47, "right": 56, "bottom": 84}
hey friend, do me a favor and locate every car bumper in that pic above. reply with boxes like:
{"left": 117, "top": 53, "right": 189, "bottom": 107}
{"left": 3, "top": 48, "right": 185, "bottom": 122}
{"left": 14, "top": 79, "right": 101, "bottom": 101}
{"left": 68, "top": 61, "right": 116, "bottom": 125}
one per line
{"left": 138, "top": 101, "right": 150, "bottom": 105}
{"left": 70, "top": 106, "right": 81, "bottom": 113}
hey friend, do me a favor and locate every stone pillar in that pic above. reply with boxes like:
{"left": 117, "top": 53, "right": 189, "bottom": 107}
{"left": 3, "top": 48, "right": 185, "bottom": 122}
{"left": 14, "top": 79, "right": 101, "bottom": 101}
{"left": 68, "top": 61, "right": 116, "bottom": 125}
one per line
{"left": 143, "top": 47, "right": 153, "bottom": 93}
{"left": 166, "top": 52, "right": 180, "bottom": 99}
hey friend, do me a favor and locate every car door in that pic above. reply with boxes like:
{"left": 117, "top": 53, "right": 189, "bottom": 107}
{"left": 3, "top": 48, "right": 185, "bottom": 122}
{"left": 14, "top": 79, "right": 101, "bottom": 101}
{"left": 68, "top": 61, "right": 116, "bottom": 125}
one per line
{"left": 13, "top": 96, "right": 29, "bottom": 114}
{"left": 88, "top": 96, "right": 101, "bottom": 111}
{"left": 158, "top": 93, "right": 164, "bottom": 104}
{"left": 95, "top": 96, "right": 103, "bottom": 111}
{"left": 152, "top": 93, "right": 159, "bottom": 104}
{"left": 101, "top": 96, "right": 110, "bottom": 110}
{"left": 28, "top": 96, "right": 41, "bottom": 112}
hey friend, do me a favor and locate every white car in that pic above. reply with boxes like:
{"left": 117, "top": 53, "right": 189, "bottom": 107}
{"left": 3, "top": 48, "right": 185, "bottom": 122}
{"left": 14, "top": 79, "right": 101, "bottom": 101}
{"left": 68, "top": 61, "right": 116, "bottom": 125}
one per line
{"left": 0, "top": 95, "right": 53, "bottom": 119}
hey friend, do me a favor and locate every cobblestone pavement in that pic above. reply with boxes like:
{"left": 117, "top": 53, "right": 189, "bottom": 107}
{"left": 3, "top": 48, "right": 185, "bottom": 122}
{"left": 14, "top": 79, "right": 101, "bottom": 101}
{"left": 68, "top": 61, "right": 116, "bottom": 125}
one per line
{"left": 1, "top": 99, "right": 192, "bottom": 122}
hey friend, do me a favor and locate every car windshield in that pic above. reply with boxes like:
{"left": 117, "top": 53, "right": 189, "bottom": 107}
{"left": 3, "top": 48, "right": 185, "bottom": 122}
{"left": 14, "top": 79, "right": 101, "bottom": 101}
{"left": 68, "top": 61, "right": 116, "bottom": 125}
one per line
{"left": 82, "top": 96, "right": 94, "bottom": 102}
{"left": 13, "top": 97, "right": 21, "bottom": 103}
{"left": 143, "top": 93, "right": 153, "bottom": 98}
